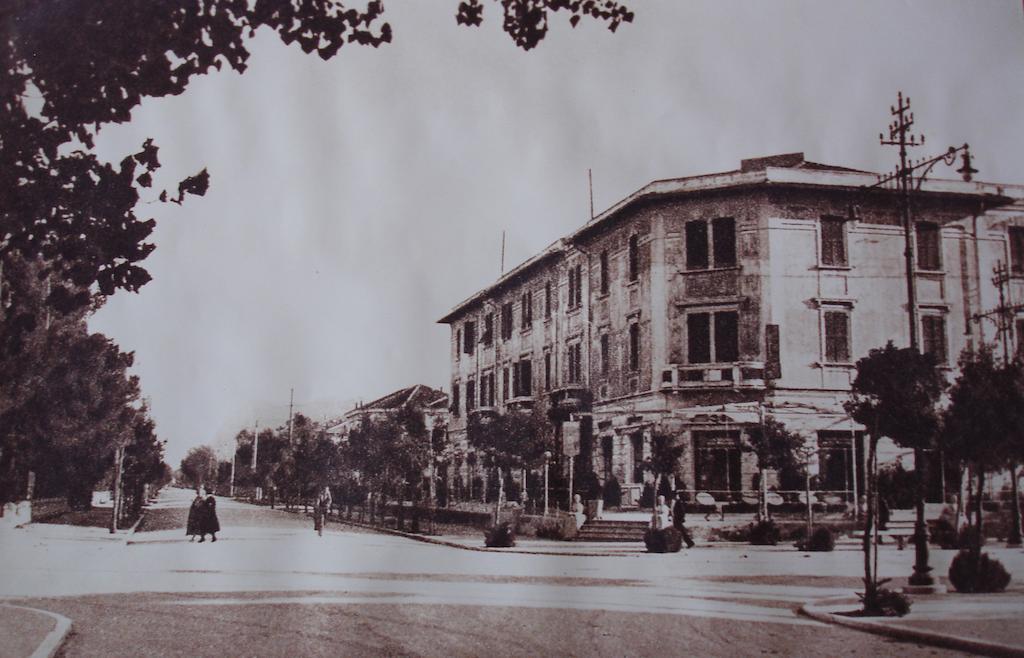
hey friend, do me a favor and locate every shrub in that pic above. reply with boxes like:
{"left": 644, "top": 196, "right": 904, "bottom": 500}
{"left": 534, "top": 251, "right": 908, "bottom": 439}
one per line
{"left": 484, "top": 522, "right": 516, "bottom": 548}
{"left": 603, "top": 476, "right": 623, "bottom": 509}
{"left": 749, "top": 520, "right": 780, "bottom": 546}
{"left": 535, "top": 515, "right": 578, "bottom": 541}
{"left": 858, "top": 579, "right": 912, "bottom": 617}
{"left": 796, "top": 526, "right": 835, "bottom": 552}
{"left": 948, "top": 550, "right": 1011, "bottom": 593}
{"left": 931, "top": 519, "right": 983, "bottom": 550}
{"left": 644, "top": 527, "right": 683, "bottom": 553}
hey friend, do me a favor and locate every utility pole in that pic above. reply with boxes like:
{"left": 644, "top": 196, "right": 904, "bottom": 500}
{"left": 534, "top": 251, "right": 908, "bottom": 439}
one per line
{"left": 287, "top": 388, "right": 294, "bottom": 444}
{"left": 875, "top": 91, "right": 975, "bottom": 592}
{"left": 974, "top": 262, "right": 1024, "bottom": 546}
{"left": 109, "top": 444, "right": 124, "bottom": 534}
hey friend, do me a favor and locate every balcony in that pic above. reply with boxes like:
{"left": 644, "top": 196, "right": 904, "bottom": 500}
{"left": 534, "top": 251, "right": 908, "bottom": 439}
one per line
{"left": 660, "top": 362, "right": 766, "bottom": 390}
{"left": 548, "top": 384, "right": 592, "bottom": 414}
{"left": 506, "top": 396, "right": 535, "bottom": 412}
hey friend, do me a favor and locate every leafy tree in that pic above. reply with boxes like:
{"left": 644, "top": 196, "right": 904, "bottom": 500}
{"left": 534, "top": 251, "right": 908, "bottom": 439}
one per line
{"left": 744, "top": 414, "right": 802, "bottom": 521}
{"left": 846, "top": 342, "right": 945, "bottom": 604}
{"left": 179, "top": 445, "right": 218, "bottom": 490}
{"left": 2, "top": 0, "right": 632, "bottom": 330}
{"left": 467, "top": 408, "right": 552, "bottom": 523}
{"left": 943, "top": 347, "right": 1024, "bottom": 555}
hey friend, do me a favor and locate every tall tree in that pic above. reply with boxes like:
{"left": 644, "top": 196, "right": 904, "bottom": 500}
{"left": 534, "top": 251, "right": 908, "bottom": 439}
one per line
{"left": 943, "top": 347, "right": 1023, "bottom": 554}
{"left": 743, "top": 413, "right": 802, "bottom": 521}
{"left": 179, "top": 445, "right": 218, "bottom": 490}
{"left": 467, "top": 408, "right": 552, "bottom": 523}
{"left": 2, "top": 0, "right": 632, "bottom": 328}
{"left": 847, "top": 342, "right": 946, "bottom": 604}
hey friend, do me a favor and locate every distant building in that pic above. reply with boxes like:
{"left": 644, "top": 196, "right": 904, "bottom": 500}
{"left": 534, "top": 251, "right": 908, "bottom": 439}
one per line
{"left": 439, "top": 152, "right": 1024, "bottom": 505}
{"left": 327, "top": 384, "right": 448, "bottom": 440}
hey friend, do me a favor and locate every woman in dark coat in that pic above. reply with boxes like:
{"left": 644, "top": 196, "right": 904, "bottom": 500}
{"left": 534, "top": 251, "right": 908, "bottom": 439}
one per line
{"left": 199, "top": 491, "right": 220, "bottom": 542}
{"left": 186, "top": 491, "right": 204, "bottom": 541}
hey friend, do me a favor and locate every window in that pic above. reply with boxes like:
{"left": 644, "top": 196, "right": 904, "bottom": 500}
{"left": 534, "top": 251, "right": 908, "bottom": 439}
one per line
{"left": 568, "top": 264, "right": 582, "bottom": 309}
{"left": 1017, "top": 318, "right": 1024, "bottom": 359}
{"left": 483, "top": 371, "right": 495, "bottom": 407}
{"left": 629, "top": 323, "right": 640, "bottom": 370}
{"left": 824, "top": 311, "right": 851, "bottom": 363}
{"left": 451, "top": 382, "right": 460, "bottom": 416}
{"left": 694, "top": 431, "right": 742, "bottom": 493}
{"left": 922, "top": 315, "right": 947, "bottom": 364}
{"left": 455, "top": 328, "right": 461, "bottom": 360}
{"left": 463, "top": 321, "right": 475, "bottom": 355}
{"left": 516, "top": 359, "right": 532, "bottom": 396}
{"left": 714, "top": 311, "right": 739, "bottom": 362}
{"left": 568, "top": 342, "right": 582, "bottom": 383}
{"left": 712, "top": 217, "right": 736, "bottom": 267}
{"left": 1011, "top": 227, "right": 1024, "bottom": 275}
{"left": 521, "top": 291, "right": 532, "bottom": 328}
{"left": 465, "top": 379, "right": 476, "bottom": 411}
{"left": 544, "top": 350, "right": 552, "bottom": 390}
{"left": 600, "top": 333, "right": 610, "bottom": 375}
{"left": 599, "top": 250, "right": 609, "bottom": 294}
{"left": 820, "top": 216, "right": 847, "bottom": 266}
{"left": 482, "top": 313, "right": 493, "bottom": 346}
{"left": 916, "top": 222, "right": 941, "bottom": 271}
{"left": 687, "top": 313, "right": 711, "bottom": 363}
{"left": 687, "top": 310, "right": 739, "bottom": 364}
{"left": 544, "top": 281, "right": 552, "bottom": 318}
{"left": 628, "top": 234, "right": 639, "bottom": 281}
{"left": 500, "top": 302, "right": 513, "bottom": 340}
{"left": 501, "top": 367, "right": 509, "bottom": 402}
{"left": 687, "top": 218, "right": 736, "bottom": 270}
{"left": 685, "top": 220, "right": 709, "bottom": 270}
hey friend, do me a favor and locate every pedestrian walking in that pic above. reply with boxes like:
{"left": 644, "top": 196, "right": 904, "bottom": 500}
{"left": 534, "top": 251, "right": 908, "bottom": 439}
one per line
{"left": 314, "top": 485, "right": 332, "bottom": 537}
{"left": 186, "top": 490, "right": 204, "bottom": 541}
{"left": 671, "top": 492, "right": 696, "bottom": 549}
{"left": 199, "top": 489, "right": 220, "bottom": 543}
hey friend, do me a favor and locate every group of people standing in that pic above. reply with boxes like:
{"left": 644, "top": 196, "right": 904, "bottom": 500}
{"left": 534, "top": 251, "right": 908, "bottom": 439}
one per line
{"left": 186, "top": 489, "right": 220, "bottom": 542}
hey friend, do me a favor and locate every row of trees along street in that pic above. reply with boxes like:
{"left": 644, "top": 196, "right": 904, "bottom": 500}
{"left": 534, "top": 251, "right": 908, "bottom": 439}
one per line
{"left": 208, "top": 339, "right": 1023, "bottom": 605}
{"left": 2, "top": 2, "right": 632, "bottom": 525}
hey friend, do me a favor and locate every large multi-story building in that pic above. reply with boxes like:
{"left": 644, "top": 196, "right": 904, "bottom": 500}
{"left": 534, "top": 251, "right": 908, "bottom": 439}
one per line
{"left": 439, "top": 153, "right": 1024, "bottom": 505}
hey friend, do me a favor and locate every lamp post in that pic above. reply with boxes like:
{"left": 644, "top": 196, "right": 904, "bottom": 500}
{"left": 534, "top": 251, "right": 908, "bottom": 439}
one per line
{"left": 543, "top": 450, "right": 552, "bottom": 516}
{"left": 872, "top": 91, "right": 975, "bottom": 592}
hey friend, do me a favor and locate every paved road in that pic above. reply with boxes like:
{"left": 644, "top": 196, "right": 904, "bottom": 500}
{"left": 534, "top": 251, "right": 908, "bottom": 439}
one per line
{"left": 1, "top": 489, "right": 985, "bottom": 656}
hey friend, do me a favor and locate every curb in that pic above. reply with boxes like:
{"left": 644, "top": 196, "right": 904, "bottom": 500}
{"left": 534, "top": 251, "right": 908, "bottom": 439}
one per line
{"left": 799, "top": 596, "right": 1024, "bottom": 658}
{"left": 1, "top": 603, "right": 73, "bottom": 658}
{"left": 325, "top": 515, "right": 659, "bottom": 558}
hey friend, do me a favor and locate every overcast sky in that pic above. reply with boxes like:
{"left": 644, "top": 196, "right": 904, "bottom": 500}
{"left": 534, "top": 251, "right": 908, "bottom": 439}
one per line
{"left": 88, "top": 1, "right": 1024, "bottom": 465}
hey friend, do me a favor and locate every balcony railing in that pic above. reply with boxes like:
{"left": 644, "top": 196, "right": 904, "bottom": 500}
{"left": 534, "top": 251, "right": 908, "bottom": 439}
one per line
{"left": 660, "top": 362, "right": 766, "bottom": 390}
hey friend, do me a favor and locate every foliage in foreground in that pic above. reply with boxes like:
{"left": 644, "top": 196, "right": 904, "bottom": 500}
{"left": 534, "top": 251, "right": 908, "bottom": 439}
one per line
{"left": 948, "top": 550, "right": 1011, "bottom": 593}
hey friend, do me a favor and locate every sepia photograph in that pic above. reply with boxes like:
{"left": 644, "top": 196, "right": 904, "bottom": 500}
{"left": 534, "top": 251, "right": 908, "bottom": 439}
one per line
{"left": 2, "top": 1, "right": 1024, "bottom": 655}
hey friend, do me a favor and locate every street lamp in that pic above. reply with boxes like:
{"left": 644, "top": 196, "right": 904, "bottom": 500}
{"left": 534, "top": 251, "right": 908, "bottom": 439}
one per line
{"left": 873, "top": 92, "right": 975, "bottom": 593}
{"left": 543, "top": 450, "right": 552, "bottom": 516}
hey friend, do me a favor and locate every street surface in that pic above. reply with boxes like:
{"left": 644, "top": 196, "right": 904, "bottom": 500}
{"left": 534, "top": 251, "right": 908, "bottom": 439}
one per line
{"left": 2, "top": 488, "right": 1012, "bottom": 656}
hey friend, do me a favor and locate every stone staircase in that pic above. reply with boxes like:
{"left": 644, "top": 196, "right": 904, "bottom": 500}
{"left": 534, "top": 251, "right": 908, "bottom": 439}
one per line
{"left": 576, "top": 519, "right": 648, "bottom": 542}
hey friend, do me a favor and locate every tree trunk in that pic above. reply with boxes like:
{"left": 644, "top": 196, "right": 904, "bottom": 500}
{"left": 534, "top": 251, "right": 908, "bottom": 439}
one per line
{"left": 1007, "top": 464, "right": 1022, "bottom": 547}
{"left": 759, "top": 467, "right": 768, "bottom": 522}
{"left": 974, "top": 468, "right": 985, "bottom": 563}
{"left": 863, "top": 437, "right": 878, "bottom": 598}
{"left": 494, "top": 466, "right": 505, "bottom": 526}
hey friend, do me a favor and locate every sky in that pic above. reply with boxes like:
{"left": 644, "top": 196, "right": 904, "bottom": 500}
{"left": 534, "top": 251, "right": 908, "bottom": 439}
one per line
{"left": 87, "top": 1, "right": 1024, "bottom": 465}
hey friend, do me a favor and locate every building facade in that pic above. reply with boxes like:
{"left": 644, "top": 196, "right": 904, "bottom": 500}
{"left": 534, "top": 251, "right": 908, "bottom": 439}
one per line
{"left": 439, "top": 153, "right": 1024, "bottom": 505}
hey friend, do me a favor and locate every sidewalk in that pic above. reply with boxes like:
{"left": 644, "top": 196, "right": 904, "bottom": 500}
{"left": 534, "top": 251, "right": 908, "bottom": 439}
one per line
{"left": 0, "top": 603, "right": 71, "bottom": 658}
{"left": 802, "top": 590, "right": 1024, "bottom": 657}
